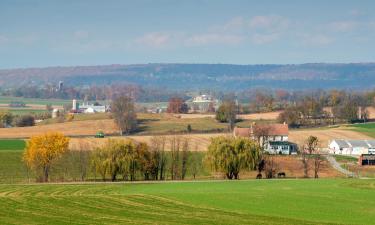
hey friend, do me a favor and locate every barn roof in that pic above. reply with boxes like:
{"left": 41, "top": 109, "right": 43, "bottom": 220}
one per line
{"left": 331, "top": 139, "right": 375, "bottom": 148}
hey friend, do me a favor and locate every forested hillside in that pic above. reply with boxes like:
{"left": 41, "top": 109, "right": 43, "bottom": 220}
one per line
{"left": 1, "top": 63, "right": 375, "bottom": 91}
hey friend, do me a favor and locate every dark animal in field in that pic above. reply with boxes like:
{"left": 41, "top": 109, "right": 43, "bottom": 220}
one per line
{"left": 277, "top": 172, "right": 286, "bottom": 178}
{"left": 256, "top": 173, "right": 262, "bottom": 179}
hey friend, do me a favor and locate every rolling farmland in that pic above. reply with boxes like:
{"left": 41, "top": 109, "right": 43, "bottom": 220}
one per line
{"left": 0, "top": 179, "right": 374, "bottom": 225}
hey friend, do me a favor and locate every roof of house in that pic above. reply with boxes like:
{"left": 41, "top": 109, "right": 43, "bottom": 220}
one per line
{"left": 253, "top": 124, "right": 289, "bottom": 136}
{"left": 233, "top": 123, "right": 289, "bottom": 137}
{"left": 331, "top": 139, "right": 375, "bottom": 148}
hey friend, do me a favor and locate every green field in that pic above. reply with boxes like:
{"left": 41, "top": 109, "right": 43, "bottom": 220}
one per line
{"left": 0, "top": 96, "right": 71, "bottom": 106}
{"left": 0, "top": 179, "right": 374, "bottom": 224}
{"left": 349, "top": 123, "right": 375, "bottom": 138}
{"left": 0, "top": 139, "right": 25, "bottom": 150}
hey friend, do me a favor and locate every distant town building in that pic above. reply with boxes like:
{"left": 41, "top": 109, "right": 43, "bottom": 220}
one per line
{"left": 329, "top": 139, "right": 375, "bottom": 155}
{"left": 57, "top": 81, "right": 64, "bottom": 92}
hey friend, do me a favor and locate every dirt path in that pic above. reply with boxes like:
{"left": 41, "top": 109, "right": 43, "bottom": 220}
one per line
{"left": 325, "top": 155, "right": 357, "bottom": 177}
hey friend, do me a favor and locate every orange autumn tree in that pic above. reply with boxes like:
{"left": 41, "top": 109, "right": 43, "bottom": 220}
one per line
{"left": 23, "top": 132, "right": 70, "bottom": 182}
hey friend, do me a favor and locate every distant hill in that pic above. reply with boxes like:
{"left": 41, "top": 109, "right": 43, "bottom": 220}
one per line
{"left": 1, "top": 63, "right": 375, "bottom": 91}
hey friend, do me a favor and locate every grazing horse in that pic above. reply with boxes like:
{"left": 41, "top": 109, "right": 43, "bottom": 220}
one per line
{"left": 256, "top": 173, "right": 262, "bottom": 179}
{"left": 277, "top": 172, "right": 286, "bottom": 178}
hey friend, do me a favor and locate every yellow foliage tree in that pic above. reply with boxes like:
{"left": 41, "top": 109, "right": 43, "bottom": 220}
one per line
{"left": 23, "top": 132, "right": 70, "bottom": 182}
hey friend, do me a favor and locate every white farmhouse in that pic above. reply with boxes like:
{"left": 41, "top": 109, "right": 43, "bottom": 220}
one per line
{"left": 233, "top": 123, "right": 297, "bottom": 154}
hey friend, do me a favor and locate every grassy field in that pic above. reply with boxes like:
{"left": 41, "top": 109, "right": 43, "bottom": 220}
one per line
{"left": 0, "top": 96, "right": 70, "bottom": 106}
{"left": 0, "top": 139, "right": 25, "bottom": 150}
{"left": 349, "top": 123, "right": 375, "bottom": 138}
{"left": 0, "top": 179, "right": 374, "bottom": 224}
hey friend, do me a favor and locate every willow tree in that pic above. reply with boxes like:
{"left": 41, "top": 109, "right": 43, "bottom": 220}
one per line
{"left": 23, "top": 132, "right": 70, "bottom": 182}
{"left": 206, "top": 136, "right": 261, "bottom": 179}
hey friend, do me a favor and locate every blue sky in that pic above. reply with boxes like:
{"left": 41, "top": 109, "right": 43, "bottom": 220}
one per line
{"left": 1, "top": 0, "right": 375, "bottom": 69}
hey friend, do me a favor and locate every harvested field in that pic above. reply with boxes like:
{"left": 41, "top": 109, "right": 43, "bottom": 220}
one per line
{"left": 288, "top": 127, "right": 372, "bottom": 146}
{"left": 69, "top": 133, "right": 228, "bottom": 151}
{"left": 0, "top": 119, "right": 117, "bottom": 138}
{"left": 237, "top": 111, "right": 282, "bottom": 120}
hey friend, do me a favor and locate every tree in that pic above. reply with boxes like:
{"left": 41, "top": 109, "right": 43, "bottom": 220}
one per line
{"left": 252, "top": 124, "right": 271, "bottom": 149}
{"left": 215, "top": 99, "right": 237, "bottom": 130}
{"left": 186, "top": 124, "right": 192, "bottom": 133}
{"left": 23, "top": 132, "right": 70, "bottom": 182}
{"left": 15, "top": 115, "right": 35, "bottom": 127}
{"left": 150, "top": 136, "right": 167, "bottom": 180}
{"left": 91, "top": 146, "right": 110, "bottom": 181}
{"left": 0, "top": 111, "right": 13, "bottom": 128}
{"left": 206, "top": 136, "right": 261, "bottom": 179}
{"left": 313, "top": 153, "right": 323, "bottom": 179}
{"left": 277, "top": 106, "right": 300, "bottom": 127}
{"left": 111, "top": 96, "right": 137, "bottom": 135}
{"left": 170, "top": 136, "right": 181, "bottom": 180}
{"left": 306, "top": 136, "right": 319, "bottom": 155}
{"left": 181, "top": 138, "right": 189, "bottom": 180}
{"left": 167, "top": 97, "right": 188, "bottom": 113}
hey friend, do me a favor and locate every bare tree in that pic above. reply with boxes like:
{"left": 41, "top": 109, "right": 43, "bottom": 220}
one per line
{"left": 181, "top": 138, "right": 189, "bottom": 180}
{"left": 264, "top": 155, "right": 278, "bottom": 179}
{"left": 313, "top": 153, "right": 323, "bottom": 179}
{"left": 253, "top": 125, "right": 271, "bottom": 149}
{"left": 111, "top": 95, "right": 137, "bottom": 135}
{"left": 170, "top": 136, "right": 181, "bottom": 180}
{"left": 301, "top": 150, "right": 309, "bottom": 178}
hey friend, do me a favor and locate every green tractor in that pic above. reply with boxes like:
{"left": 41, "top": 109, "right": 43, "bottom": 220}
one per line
{"left": 95, "top": 131, "right": 105, "bottom": 138}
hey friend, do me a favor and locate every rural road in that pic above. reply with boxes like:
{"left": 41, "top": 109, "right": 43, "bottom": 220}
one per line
{"left": 325, "top": 155, "right": 357, "bottom": 178}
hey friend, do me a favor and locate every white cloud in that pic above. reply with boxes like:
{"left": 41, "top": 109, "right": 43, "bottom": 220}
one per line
{"left": 251, "top": 33, "right": 280, "bottom": 44}
{"left": 301, "top": 34, "right": 334, "bottom": 46}
{"left": 135, "top": 32, "right": 172, "bottom": 48}
{"left": 328, "top": 21, "right": 358, "bottom": 32}
{"left": 249, "top": 15, "right": 289, "bottom": 32}
{"left": 185, "top": 33, "right": 244, "bottom": 46}
{"left": 211, "top": 16, "right": 245, "bottom": 32}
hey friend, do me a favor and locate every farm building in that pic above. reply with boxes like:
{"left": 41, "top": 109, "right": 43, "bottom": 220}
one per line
{"left": 234, "top": 123, "right": 295, "bottom": 154}
{"left": 186, "top": 94, "right": 220, "bottom": 113}
{"left": 267, "top": 141, "right": 298, "bottom": 155}
{"left": 70, "top": 99, "right": 110, "bottom": 113}
{"left": 328, "top": 139, "right": 375, "bottom": 155}
{"left": 359, "top": 154, "right": 375, "bottom": 166}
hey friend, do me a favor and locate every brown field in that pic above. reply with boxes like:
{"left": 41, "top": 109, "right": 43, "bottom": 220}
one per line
{"left": 237, "top": 111, "right": 282, "bottom": 120}
{"left": 69, "top": 133, "right": 227, "bottom": 151}
{"left": 289, "top": 127, "right": 372, "bottom": 146}
{"left": 0, "top": 119, "right": 117, "bottom": 138}
{"left": 238, "top": 155, "right": 343, "bottom": 179}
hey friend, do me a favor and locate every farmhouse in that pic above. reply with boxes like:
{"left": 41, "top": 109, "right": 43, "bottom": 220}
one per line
{"left": 186, "top": 94, "right": 219, "bottom": 113}
{"left": 233, "top": 123, "right": 296, "bottom": 154}
{"left": 71, "top": 99, "right": 110, "bottom": 113}
{"left": 328, "top": 139, "right": 375, "bottom": 155}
